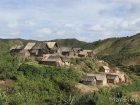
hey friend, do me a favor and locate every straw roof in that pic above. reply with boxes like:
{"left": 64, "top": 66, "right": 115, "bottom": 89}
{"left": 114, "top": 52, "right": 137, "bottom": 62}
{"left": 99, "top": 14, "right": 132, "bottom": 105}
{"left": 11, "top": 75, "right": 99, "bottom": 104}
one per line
{"left": 87, "top": 74, "right": 106, "bottom": 81}
{"left": 81, "top": 76, "right": 96, "bottom": 82}
{"left": 106, "top": 74, "right": 119, "bottom": 80}
{"left": 45, "top": 42, "right": 57, "bottom": 49}
{"left": 32, "top": 43, "right": 45, "bottom": 50}
{"left": 79, "top": 51, "right": 87, "bottom": 55}
{"left": 102, "top": 66, "right": 110, "bottom": 70}
{"left": 83, "top": 50, "right": 93, "bottom": 53}
{"left": 73, "top": 48, "right": 82, "bottom": 52}
{"left": 24, "top": 42, "right": 36, "bottom": 50}
{"left": 60, "top": 47, "right": 73, "bottom": 52}
{"left": 41, "top": 54, "right": 61, "bottom": 62}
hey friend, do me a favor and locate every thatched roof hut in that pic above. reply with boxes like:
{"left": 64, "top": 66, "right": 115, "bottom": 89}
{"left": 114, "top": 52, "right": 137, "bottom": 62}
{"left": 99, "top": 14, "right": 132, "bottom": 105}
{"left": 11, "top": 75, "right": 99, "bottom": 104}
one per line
{"left": 30, "top": 42, "right": 49, "bottom": 56}
{"left": 80, "top": 76, "right": 96, "bottom": 85}
{"left": 99, "top": 66, "right": 110, "bottom": 73}
{"left": 73, "top": 48, "right": 82, "bottom": 55}
{"left": 59, "top": 47, "right": 74, "bottom": 56}
{"left": 40, "top": 54, "right": 64, "bottom": 67}
{"left": 78, "top": 51, "right": 88, "bottom": 57}
{"left": 106, "top": 74, "right": 120, "bottom": 84}
{"left": 87, "top": 74, "right": 107, "bottom": 86}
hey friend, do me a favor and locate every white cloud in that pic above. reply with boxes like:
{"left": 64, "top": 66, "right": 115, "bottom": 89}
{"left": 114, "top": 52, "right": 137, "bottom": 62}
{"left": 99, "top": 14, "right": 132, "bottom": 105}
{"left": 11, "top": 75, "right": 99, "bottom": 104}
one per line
{"left": 34, "top": 28, "right": 53, "bottom": 37}
{"left": 0, "top": 0, "right": 140, "bottom": 41}
{"left": 7, "top": 21, "right": 18, "bottom": 28}
{"left": 89, "top": 25, "right": 105, "bottom": 32}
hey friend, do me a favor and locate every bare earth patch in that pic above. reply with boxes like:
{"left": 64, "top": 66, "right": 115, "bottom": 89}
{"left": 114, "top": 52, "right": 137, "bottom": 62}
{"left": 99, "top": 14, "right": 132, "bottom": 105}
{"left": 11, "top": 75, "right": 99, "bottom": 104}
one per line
{"left": 0, "top": 79, "right": 15, "bottom": 90}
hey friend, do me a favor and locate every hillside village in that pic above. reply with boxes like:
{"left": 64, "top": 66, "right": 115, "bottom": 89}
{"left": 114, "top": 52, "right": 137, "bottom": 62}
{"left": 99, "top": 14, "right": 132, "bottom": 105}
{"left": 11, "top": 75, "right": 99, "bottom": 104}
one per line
{"left": 10, "top": 41, "right": 127, "bottom": 87}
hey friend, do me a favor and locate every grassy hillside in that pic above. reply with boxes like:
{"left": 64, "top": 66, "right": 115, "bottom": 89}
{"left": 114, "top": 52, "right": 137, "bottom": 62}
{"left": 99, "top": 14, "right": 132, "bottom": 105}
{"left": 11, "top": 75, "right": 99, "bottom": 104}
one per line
{"left": 0, "top": 33, "right": 140, "bottom": 66}
{"left": 0, "top": 34, "right": 140, "bottom": 105}
{"left": 94, "top": 33, "right": 140, "bottom": 55}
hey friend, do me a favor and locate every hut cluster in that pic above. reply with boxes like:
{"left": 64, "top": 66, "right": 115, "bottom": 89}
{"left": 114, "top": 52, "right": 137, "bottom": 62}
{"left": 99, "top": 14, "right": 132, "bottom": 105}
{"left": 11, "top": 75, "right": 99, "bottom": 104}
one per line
{"left": 80, "top": 66, "right": 127, "bottom": 86}
{"left": 10, "top": 42, "right": 94, "bottom": 67}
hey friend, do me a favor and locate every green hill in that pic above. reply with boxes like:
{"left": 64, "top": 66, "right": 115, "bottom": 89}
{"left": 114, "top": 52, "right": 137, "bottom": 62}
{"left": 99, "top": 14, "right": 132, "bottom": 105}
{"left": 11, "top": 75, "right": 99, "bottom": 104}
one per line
{"left": 93, "top": 33, "right": 140, "bottom": 55}
{"left": 0, "top": 34, "right": 140, "bottom": 104}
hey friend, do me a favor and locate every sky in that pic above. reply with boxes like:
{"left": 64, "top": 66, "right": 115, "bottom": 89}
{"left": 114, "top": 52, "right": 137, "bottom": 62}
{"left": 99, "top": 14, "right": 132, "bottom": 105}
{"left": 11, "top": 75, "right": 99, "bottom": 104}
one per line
{"left": 0, "top": 0, "right": 140, "bottom": 42}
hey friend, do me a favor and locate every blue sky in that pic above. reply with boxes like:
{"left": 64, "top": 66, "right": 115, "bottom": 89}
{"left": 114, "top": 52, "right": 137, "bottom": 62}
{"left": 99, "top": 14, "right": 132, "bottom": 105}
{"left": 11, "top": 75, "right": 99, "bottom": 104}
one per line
{"left": 0, "top": 0, "right": 140, "bottom": 42}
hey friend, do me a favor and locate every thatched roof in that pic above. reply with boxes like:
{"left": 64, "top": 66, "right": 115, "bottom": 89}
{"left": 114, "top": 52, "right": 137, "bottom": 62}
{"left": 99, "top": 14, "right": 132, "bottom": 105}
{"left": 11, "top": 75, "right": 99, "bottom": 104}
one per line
{"left": 106, "top": 74, "right": 118, "bottom": 80}
{"left": 78, "top": 51, "right": 87, "bottom": 55}
{"left": 41, "top": 54, "right": 61, "bottom": 62}
{"left": 81, "top": 76, "right": 96, "bottom": 82}
{"left": 73, "top": 48, "right": 82, "bottom": 52}
{"left": 109, "top": 72, "right": 125, "bottom": 78}
{"left": 45, "top": 42, "right": 57, "bottom": 49}
{"left": 83, "top": 50, "right": 93, "bottom": 53}
{"left": 32, "top": 42, "right": 48, "bottom": 50}
{"left": 24, "top": 42, "right": 36, "bottom": 50}
{"left": 87, "top": 74, "right": 106, "bottom": 81}
{"left": 102, "top": 66, "right": 110, "bottom": 70}
{"left": 60, "top": 47, "right": 73, "bottom": 52}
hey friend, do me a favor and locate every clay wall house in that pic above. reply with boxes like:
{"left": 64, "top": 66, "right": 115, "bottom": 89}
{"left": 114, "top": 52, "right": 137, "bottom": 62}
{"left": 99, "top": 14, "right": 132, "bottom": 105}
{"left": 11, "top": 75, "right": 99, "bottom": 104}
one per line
{"left": 59, "top": 47, "right": 75, "bottom": 57}
{"left": 87, "top": 74, "right": 107, "bottom": 86}
{"left": 73, "top": 48, "right": 83, "bottom": 56}
{"left": 94, "top": 74, "right": 107, "bottom": 86}
{"left": 78, "top": 50, "right": 93, "bottom": 57}
{"left": 78, "top": 51, "right": 88, "bottom": 57}
{"left": 39, "top": 55, "right": 64, "bottom": 67}
{"left": 10, "top": 45, "right": 24, "bottom": 53}
{"left": 83, "top": 50, "right": 93, "bottom": 57}
{"left": 80, "top": 76, "right": 96, "bottom": 85}
{"left": 99, "top": 66, "right": 110, "bottom": 73}
{"left": 45, "top": 42, "right": 59, "bottom": 54}
{"left": 106, "top": 74, "right": 120, "bottom": 84}
{"left": 111, "top": 73, "right": 126, "bottom": 83}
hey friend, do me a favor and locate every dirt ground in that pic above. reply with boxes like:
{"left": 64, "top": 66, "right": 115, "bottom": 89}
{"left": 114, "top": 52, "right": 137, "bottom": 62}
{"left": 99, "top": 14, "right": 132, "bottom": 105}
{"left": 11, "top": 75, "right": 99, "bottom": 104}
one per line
{"left": 0, "top": 79, "right": 15, "bottom": 90}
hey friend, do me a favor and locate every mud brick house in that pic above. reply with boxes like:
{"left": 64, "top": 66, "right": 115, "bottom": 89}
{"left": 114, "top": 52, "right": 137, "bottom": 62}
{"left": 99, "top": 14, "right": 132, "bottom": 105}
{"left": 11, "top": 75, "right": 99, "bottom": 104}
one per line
{"left": 87, "top": 74, "right": 107, "bottom": 86}
{"left": 99, "top": 66, "right": 110, "bottom": 73}
{"left": 59, "top": 47, "right": 75, "bottom": 57}
{"left": 30, "top": 42, "right": 49, "bottom": 56}
{"left": 83, "top": 50, "right": 93, "bottom": 57}
{"left": 78, "top": 51, "right": 88, "bottom": 57}
{"left": 73, "top": 48, "right": 83, "bottom": 56}
{"left": 78, "top": 50, "right": 93, "bottom": 57}
{"left": 106, "top": 74, "right": 120, "bottom": 84}
{"left": 39, "top": 54, "right": 64, "bottom": 67}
